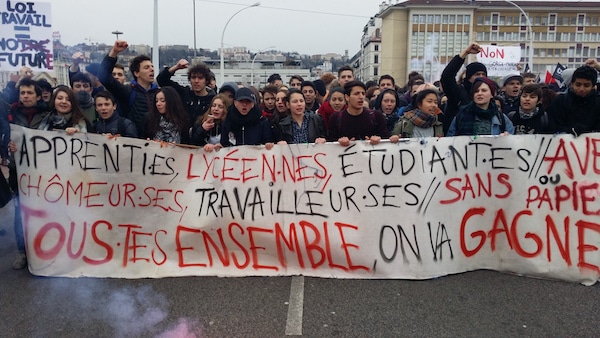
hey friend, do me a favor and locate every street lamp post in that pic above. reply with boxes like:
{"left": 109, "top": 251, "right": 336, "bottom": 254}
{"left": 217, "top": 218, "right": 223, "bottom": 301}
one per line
{"left": 503, "top": 0, "right": 534, "bottom": 72}
{"left": 251, "top": 46, "right": 275, "bottom": 86}
{"left": 220, "top": 2, "right": 260, "bottom": 86}
{"left": 193, "top": 0, "right": 197, "bottom": 58}
{"left": 152, "top": 0, "right": 159, "bottom": 69}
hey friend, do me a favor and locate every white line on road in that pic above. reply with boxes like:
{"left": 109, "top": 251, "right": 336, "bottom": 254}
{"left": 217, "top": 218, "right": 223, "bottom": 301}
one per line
{"left": 285, "top": 275, "right": 304, "bottom": 335}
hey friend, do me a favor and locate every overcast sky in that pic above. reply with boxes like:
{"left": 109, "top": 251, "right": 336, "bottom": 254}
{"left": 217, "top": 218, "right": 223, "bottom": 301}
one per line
{"left": 47, "top": 0, "right": 594, "bottom": 56}
{"left": 49, "top": 0, "right": 381, "bottom": 56}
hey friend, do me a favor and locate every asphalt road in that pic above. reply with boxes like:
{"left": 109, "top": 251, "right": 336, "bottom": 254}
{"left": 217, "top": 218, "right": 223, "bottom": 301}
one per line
{"left": 1, "top": 196, "right": 600, "bottom": 337}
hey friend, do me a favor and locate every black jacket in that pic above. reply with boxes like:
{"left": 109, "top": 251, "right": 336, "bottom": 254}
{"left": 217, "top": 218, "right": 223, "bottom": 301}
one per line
{"left": 547, "top": 89, "right": 600, "bottom": 135}
{"left": 99, "top": 55, "right": 159, "bottom": 138}
{"left": 440, "top": 54, "right": 473, "bottom": 135}
{"left": 156, "top": 67, "right": 214, "bottom": 125}
{"left": 220, "top": 105, "right": 274, "bottom": 146}
{"left": 93, "top": 112, "right": 138, "bottom": 138}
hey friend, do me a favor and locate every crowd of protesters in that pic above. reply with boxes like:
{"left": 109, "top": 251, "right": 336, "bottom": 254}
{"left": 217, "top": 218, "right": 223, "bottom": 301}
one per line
{"left": 2, "top": 40, "right": 600, "bottom": 270}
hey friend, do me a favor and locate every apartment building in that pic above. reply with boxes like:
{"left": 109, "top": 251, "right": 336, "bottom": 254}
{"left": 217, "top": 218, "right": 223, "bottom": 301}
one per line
{"left": 371, "top": 0, "right": 600, "bottom": 84}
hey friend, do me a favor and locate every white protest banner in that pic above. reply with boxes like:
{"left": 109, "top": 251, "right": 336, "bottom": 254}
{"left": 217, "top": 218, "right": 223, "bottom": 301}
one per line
{"left": 476, "top": 45, "right": 521, "bottom": 77}
{"left": 10, "top": 126, "right": 600, "bottom": 285}
{"left": 0, "top": 1, "right": 53, "bottom": 71}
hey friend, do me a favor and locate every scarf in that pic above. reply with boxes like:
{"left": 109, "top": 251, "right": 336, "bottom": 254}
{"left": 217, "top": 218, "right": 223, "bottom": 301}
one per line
{"left": 11, "top": 101, "right": 41, "bottom": 125}
{"left": 38, "top": 112, "right": 73, "bottom": 131}
{"left": 403, "top": 108, "right": 438, "bottom": 129}
{"left": 227, "top": 105, "right": 262, "bottom": 130}
{"left": 519, "top": 106, "right": 540, "bottom": 120}
{"left": 154, "top": 116, "right": 181, "bottom": 143}
{"left": 456, "top": 101, "right": 499, "bottom": 136}
{"left": 76, "top": 90, "right": 94, "bottom": 109}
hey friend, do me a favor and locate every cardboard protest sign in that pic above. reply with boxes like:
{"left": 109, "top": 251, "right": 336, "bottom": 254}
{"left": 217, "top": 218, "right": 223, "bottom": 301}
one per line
{"left": 0, "top": 1, "right": 53, "bottom": 71}
{"left": 477, "top": 45, "right": 521, "bottom": 77}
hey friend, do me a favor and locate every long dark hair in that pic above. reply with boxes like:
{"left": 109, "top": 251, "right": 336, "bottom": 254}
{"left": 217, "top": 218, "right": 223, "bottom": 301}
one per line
{"left": 146, "top": 86, "right": 190, "bottom": 138}
{"left": 49, "top": 86, "right": 87, "bottom": 124}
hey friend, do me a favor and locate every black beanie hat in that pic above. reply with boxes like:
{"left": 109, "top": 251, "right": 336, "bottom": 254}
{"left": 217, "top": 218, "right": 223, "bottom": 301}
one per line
{"left": 313, "top": 79, "right": 326, "bottom": 96}
{"left": 465, "top": 62, "right": 487, "bottom": 80}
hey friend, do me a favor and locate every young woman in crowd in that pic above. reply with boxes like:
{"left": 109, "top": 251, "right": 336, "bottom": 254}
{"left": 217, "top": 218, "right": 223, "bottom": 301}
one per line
{"left": 38, "top": 86, "right": 91, "bottom": 135}
{"left": 391, "top": 88, "right": 443, "bottom": 139}
{"left": 446, "top": 77, "right": 514, "bottom": 136}
{"left": 317, "top": 87, "right": 346, "bottom": 131}
{"left": 507, "top": 84, "right": 555, "bottom": 134}
{"left": 366, "top": 86, "right": 381, "bottom": 108}
{"left": 274, "top": 87, "right": 289, "bottom": 120}
{"left": 373, "top": 88, "right": 400, "bottom": 132}
{"left": 191, "top": 94, "right": 231, "bottom": 150}
{"left": 146, "top": 86, "right": 190, "bottom": 144}
{"left": 277, "top": 89, "right": 326, "bottom": 144}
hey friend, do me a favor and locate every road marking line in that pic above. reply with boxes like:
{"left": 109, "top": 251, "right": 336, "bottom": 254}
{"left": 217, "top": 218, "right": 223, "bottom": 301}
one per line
{"left": 285, "top": 275, "right": 304, "bottom": 336}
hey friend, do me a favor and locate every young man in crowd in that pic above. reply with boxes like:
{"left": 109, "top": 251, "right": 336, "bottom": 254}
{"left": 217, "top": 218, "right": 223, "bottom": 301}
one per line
{"left": 499, "top": 73, "right": 523, "bottom": 114}
{"left": 7, "top": 78, "right": 49, "bottom": 270}
{"left": 522, "top": 72, "right": 537, "bottom": 85}
{"left": 112, "top": 64, "right": 127, "bottom": 84}
{"left": 93, "top": 90, "right": 138, "bottom": 138}
{"left": 547, "top": 65, "right": 600, "bottom": 136}
{"left": 301, "top": 81, "right": 320, "bottom": 112}
{"left": 267, "top": 73, "right": 283, "bottom": 87}
{"left": 98, "top": 40, "right": 159, "bottom": 138}
{"left": 327, "top": 80, "right": 390, "bottom": 146}
{"left": 378, "top": 75, "right": 396, "bottom": 91}
{"left": 337, "top": 65, "right": 355, "bottom": 89}
{"left": 157, "top": 58, "right": 215, "bottom": 127}
{"left": 261, "top": 84, "right": 278, "bottom": 120}
{"left": 289, "top": 75, "right": 304, "bottom": 89}
{"left": 70, "top": 72, "right": 97, "bottom": 123}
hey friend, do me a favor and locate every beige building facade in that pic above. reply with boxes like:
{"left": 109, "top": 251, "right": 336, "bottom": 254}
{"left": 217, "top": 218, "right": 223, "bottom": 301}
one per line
{"left": 375, "top": 0, "right": 600, "bottom": 85}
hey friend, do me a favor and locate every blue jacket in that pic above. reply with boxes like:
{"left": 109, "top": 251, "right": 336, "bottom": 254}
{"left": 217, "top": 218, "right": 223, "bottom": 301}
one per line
{"left": 99, "top": 55, "right": 159, "bottom": 138}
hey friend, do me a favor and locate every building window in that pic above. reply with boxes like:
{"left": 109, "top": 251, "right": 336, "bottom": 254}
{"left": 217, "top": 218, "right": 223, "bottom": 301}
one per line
{"left": 449, "top": 15, "right": 455, "bottom": 24}
{"left": 465, "top": 15, "right": 471, "bottom": 23}
{"left": 548, "top": 32, "right": 555, "bottom": 41}
{"left": 434, "top": 15, "right": 441, "bottom": 24}
{"left": 592, "top": 17, "right": 599, "bottom": 26}
{"left": 506, "top": 16, "right": 513, "bottom": 25}
{"left": 457, "top": 14, "right": 464, "bottom": 24}
{"left": 412, "top": 14, "right": 419, "bottom": 23}
{"left": 374, "top": 55, "right": 379, "bottom": 64}
{"left": 578, "top": 14, "right": 585, "bottom": 25}
{"left": 549, "top": 14, "right": 556, "bottom": 25}
{"left": 444, "top": 15, "right": 450, "bottom": 24}
{"left": 374, "top": 45, "right": 379, "bottom": 51}
{"left": 492, "top": 13, "right": 499, "bottom": 25}
{"left": 484, "top": 16, "right": 490, "bottom": 25}
{"left": 427, "top": 15, "right": 434, "bottom": 24}
{"left": 373, "top": 67, "right": 378, "bottom": 77}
